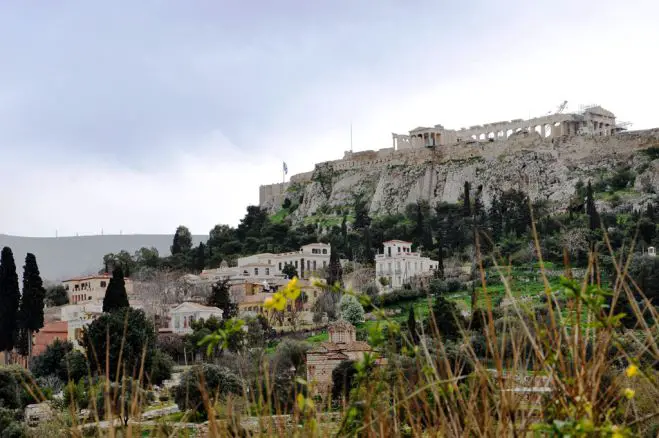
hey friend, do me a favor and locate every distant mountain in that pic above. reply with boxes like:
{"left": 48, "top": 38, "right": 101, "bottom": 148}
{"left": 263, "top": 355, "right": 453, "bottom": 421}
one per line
{"left": 0, "top": 234, "right": 207, "bottom": 282}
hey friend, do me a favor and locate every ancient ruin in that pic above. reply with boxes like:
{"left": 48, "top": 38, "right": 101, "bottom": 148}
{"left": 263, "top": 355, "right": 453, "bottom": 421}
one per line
{"left": 259, "top": 105, "right": 622, "bottom": 209}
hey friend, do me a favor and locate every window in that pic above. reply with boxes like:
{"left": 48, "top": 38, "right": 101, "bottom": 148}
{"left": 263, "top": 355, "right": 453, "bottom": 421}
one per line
{"left": 322, "top": 249, "right": 327, "bottom": 254}
{"left": 294, "top": 261, "right": 298, "bottom": 268}
{"left": 265, "top": 268, "right": 270, "bottom": 275}
{"left": 313, "top": 260, "right": 317, "bottom": 270}
{"left": 100, "top": 281, "right": 107, "bottom": 288}
{"left": 322, "top": 261, "right": 327, "bottom": 268}
{"left": 254, "top": 268, "right": 259, "bottom": 275}
{"left": 278, "top": 262, "right": 282, "bottom": 270}
{"left": 398, "top": 247, "right": 401, "bottom": 253}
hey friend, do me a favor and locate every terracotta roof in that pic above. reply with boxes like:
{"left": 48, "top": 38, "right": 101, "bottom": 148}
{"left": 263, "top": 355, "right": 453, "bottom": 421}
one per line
{"left": 62, "top": 274, "right": 111, "bottom": 282}
{"left": 341, "top": 341, "right": 372, "bottom": 352}
{"left": 309, "top": 341, "right": 371, "bottom": 354}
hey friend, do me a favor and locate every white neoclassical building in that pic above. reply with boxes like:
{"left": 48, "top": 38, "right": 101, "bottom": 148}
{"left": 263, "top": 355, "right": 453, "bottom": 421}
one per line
{"left": 169, "top": 302, "right": 223, "bottom": 335}
{"left": 236, "top": 243, "right": 331, "bottom": 279}
{"left": 375, "top": 240, "right": 438, "bottom": 289}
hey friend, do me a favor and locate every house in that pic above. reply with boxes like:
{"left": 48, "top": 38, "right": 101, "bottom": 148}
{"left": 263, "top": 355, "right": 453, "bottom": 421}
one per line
{"left": 237, "top": 243, "right": 331, "bottom": 279}
{"left": 169, "top": 302, "right": 223, "bottom": 335}
{"left": 32, "top": 321, "right": 68, "bottom": 356}
{"left": 375, "top": 240, "right": 438, "bottom": 289}
{"left": 306, "top": 320, "right": 375, "bottom": 394}
{"left": 62, "top": 274, "right": 134, "bottom": 304}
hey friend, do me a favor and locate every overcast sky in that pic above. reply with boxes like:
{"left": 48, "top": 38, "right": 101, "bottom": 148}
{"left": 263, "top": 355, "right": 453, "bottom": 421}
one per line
{"left": 1, "top": 0, "right": 658, "bottom": 237}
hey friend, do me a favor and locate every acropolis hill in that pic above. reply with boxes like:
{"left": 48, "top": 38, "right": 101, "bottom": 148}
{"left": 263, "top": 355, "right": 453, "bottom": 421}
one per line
{"left": 260, "top": 106, "right": 659, "bottom": 223}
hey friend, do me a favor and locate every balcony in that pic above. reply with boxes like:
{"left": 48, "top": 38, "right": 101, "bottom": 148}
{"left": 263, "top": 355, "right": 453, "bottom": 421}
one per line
{"left": 376, "top": 252, "right": 421, "bottom": 259}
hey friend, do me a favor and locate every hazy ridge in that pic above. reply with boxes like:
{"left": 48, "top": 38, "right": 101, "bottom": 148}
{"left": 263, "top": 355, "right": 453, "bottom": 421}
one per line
{"left": 0, "top": 233, "right": 207, "bottom": 282}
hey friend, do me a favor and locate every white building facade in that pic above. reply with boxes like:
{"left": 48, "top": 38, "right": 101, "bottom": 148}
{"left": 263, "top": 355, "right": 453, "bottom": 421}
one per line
{"left": 236, "top": 243, "right": 331, "bottom": 279}
{"left": 375, "top": 240, "right": 438, "bottom": 289}
{"left": 169, "top": 302, "right": 223, "bottom": 335}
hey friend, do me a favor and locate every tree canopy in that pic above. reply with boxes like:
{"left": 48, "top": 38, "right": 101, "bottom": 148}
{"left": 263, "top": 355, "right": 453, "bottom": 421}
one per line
{"left": 0, "top": 247, "right": 20, "bottom": 357}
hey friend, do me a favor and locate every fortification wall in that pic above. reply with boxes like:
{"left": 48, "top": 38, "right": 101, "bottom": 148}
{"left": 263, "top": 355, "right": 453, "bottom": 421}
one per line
{"left": 258, "top": 128, "right": 659, "bottom": 209}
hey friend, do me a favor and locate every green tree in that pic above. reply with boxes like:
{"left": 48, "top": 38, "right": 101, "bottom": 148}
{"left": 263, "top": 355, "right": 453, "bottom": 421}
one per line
{"left": 102, "top": 267, "right": 129, "bottom": 313}
{"left": 407, "top": 306, "right": 419, "bottom": 344}
{"left": 425, "top": 296, "right": 463, "bottom": 342}
{"left": 0, "top": 247, "right": 20, "bottom": 363}
{"left": 171, "top": 225, "right": 193, "bottom": 255}
{"left": 173, "top": 364, "right": 243, "bottom": 416}
{"left": 207, "top": 279, "right": 237, "bottom": 320}
{"left": 327, "top": 247, "right": 343, "bottom": 287}
{"left": 462, "top": 181, "right": 472, "bottom": 217}
{"left": 44, "top": 285, "right": 69, "bottom": 307}
{"left": 133, "top": 247, "right": 160, "bottom": 270}
{"left": 81, "top": 307, "right": 156, "bottom": 381}
{"left": 17, "top": 253, "right": 46, "bottom": 358}
{"left": 30, "top": 339, "right": 86, "bottom": 382}
{"left": 339, "top": 294, "right": 365, "bottom": 325}
{"left": 282, "top": 263, "right": 298, "bottom": 279}
{"left": 193, "top": 242, "right": 207, "bottom": 272}
{"left": 149, "top": 349, "right": 174, "bottom": 385}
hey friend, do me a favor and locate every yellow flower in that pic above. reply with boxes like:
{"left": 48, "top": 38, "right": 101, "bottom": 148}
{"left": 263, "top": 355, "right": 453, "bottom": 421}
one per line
{"left": 625, "top": 364, "right": 638, "bottom": 378}
{"left": 282, "top": 277, "right": 301, "bottom": 301}
{"left": 623, "top": 388, "right": 635, "bottom": 400}
{"left": 264, "top": 292, "right": 286, "bottom": 311}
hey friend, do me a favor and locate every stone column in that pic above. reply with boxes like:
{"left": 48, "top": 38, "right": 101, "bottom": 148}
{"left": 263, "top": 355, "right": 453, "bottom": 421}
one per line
{"left": 392, "top": 135, "right": 396, "bottom": 150}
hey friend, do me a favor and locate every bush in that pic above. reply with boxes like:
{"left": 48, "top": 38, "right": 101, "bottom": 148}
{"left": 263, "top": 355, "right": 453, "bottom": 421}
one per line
{"left": 339, "top": 294, "right": 365, "bottom": 325}
{"left": 370, "top": 288, "right": 427, "bottom": 308}
{"left": 30, "top": 339, "right": 73, "bottom": 380}
{"left": 148, "top": 349, "right": 174, "bottom": 386}
{"left": 0, "top": 366, "right": 37, "bottom": 410}
{"left": 173, "top": 364, "right": 243, "bottom": 416}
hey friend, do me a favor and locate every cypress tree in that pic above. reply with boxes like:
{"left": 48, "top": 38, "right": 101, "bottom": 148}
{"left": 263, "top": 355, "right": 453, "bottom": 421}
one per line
{"left": 207, "top": 279, "right": 237, "bottom": 320}
{"left": 102, "top": 267, "right": 129, "bottom": 313}
{"left": 407, "top": 306, "right": 419, "bottom": 344}
{"left": 327, "top": 247, "right": 343, "bottom": 287}
{"left": 463, "top": 181, "right": 472, "bottom": 217}
{"left": 18, "top": 253, "right": 46, "bottom": 358}
{"left": 0, "top": 247, "right": 20, "bottom": 363}
{"left": 586, "top": 181, "right": 600, "bottom": 231}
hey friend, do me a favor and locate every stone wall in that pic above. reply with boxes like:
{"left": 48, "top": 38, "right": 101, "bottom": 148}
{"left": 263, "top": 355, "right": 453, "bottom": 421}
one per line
{"left": 259, "top": 128, "right": 659, "bottom": 214}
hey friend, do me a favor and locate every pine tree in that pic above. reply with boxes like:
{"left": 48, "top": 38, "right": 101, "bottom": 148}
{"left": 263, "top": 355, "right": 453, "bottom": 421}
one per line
{"left": 171, "top": 225, "right": 193, "bottom": 255}
{"left": 18, "top": 253, "right": 46, "bottom": 358}
{"left": 102, "top": 267, "right": 129, "bottom": 313}
{"left": 0, "top": 247, "right": 20, "bottom": 363}
{"left": 207, "top": 279, "right": 237, "bottom": 320}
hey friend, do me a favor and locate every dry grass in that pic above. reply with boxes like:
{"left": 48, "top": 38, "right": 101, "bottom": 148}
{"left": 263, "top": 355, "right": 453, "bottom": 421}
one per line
{"left": 14, "top": 226, "right": 659, "bottom": 437}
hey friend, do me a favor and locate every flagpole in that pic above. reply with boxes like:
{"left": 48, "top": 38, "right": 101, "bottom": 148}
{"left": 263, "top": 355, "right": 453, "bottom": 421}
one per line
{"left": 350, "top": 122, "right": 353, "bottom": 152}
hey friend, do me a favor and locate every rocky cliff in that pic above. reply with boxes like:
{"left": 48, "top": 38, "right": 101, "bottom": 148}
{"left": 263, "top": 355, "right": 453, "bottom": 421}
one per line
{"left": 265, "top": 129, "right": 659, "bottom": 225}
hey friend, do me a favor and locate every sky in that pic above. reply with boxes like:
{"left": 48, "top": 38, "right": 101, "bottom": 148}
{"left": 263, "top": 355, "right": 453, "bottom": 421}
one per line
{"left": 1, "top": 0, "right": 658, "bottom": 237}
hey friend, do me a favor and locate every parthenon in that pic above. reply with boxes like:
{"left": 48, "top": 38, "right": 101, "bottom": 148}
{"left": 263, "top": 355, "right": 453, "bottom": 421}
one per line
{"left": 392, "top": 105, "right": 618, "bottom": 150}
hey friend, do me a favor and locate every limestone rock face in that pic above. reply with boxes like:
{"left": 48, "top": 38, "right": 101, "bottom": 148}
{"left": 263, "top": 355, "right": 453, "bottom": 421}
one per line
{"left": 269, "top": 130, "right": 659, "bottom": 223}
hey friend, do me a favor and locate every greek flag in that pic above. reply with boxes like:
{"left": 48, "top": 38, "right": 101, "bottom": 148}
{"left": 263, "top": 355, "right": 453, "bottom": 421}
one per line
{"left": 283, "top": 161, "right": 288, "bottom": 175}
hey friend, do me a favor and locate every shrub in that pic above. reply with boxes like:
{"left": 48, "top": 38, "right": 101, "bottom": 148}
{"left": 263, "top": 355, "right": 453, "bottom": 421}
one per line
{"left": 339, "top": 294, "right": 365, "bottom": 325}
{"left": 30, "top": 339, "right": 73, "bottom": 380}
{"left": 0, "top": 366, "right": 36, "bottom": 410}
{"left": 173, "top": 364, "right": 243, "bottom": 416}
{"left": 148, "top": 349, "right": 174, "bottom": 386}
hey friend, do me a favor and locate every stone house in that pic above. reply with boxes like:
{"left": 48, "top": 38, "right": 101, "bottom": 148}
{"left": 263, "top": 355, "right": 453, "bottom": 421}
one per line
{"left": 306, "top": 320, "right": 373, "bottom": 394}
